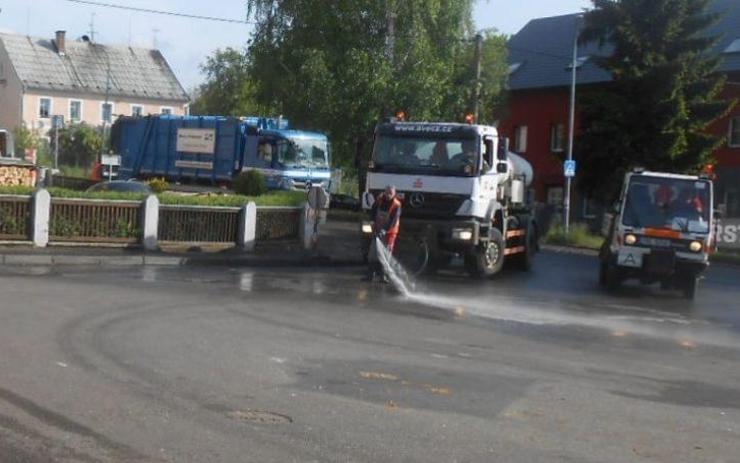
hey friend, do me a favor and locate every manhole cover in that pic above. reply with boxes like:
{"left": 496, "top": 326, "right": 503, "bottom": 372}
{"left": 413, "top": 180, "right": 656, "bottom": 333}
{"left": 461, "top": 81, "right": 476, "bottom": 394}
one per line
{"left": 226, "top": 410, "right": 293, "bottom": 424}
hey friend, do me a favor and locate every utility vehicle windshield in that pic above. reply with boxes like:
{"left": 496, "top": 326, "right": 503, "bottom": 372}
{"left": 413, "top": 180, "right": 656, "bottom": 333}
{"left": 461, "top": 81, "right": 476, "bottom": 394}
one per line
{"left": 622, "top": 176, "right": 711, "bottom": 233}
{"left": 371, "top": 135, "right": 481, "bottom": 176}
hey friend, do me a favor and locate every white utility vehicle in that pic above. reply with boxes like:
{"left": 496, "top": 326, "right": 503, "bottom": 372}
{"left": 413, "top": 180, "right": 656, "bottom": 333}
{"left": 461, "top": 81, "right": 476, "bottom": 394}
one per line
{"left": 361, "top": 119, "right": 538, "bottom": 277}
{"left": 600, "top": 169, "right": 716, "bottom": 299}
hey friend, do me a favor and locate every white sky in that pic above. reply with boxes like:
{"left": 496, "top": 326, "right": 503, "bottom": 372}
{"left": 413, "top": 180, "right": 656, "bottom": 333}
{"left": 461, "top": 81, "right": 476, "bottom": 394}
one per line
{"left": 0, "top": 0, "right": 592, "bottom": 90}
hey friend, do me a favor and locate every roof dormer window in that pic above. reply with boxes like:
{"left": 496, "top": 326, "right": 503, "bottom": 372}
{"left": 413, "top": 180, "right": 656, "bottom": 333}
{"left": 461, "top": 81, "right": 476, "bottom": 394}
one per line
{"left": 724, "top": 38, "right": 740, "bottom": 54}
{"left": 566, "top": 56, "right": 590, "bottom": 70}
{"left": 508, "top": 62, "right": 523, "bottom": 75}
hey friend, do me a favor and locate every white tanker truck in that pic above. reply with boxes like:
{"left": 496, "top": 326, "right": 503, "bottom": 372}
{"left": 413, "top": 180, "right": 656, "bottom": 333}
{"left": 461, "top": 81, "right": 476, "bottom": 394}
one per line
{"left": 361, "top": 119, "right": 538, "bottom": 277}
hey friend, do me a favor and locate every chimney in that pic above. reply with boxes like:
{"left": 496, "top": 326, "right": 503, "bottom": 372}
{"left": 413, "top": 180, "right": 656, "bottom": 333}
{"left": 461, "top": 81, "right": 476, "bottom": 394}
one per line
{"left": 55, "top": 30, "right": 66, "bottom": 56}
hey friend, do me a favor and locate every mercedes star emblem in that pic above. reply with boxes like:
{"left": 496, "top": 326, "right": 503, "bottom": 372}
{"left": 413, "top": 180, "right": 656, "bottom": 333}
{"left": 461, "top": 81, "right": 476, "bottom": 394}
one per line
{"left": 409, "top": 192, "right": 425, "bottom": 208}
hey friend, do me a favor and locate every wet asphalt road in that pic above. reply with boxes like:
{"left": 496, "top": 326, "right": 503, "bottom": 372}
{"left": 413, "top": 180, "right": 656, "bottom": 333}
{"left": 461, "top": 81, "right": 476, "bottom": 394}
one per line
{"left": 0, "top": 251, "right": 739, "bottom": 462}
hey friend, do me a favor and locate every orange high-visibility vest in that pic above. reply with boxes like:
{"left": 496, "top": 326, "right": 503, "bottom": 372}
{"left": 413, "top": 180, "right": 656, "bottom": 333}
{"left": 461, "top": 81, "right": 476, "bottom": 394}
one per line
{"left": 375, "top": 195, "right": 402, "bottom": 235}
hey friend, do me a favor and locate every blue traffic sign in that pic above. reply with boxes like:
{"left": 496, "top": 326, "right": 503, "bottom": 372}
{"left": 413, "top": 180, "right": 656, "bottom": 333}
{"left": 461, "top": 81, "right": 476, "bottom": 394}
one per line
{"left": 564, "top": 160, "right": 577, "bottom": 178}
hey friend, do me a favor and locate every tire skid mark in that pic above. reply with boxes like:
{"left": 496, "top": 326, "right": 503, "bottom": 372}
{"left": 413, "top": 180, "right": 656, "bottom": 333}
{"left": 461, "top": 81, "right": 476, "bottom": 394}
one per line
{"left": 56, "top": 301, "right": 206, "bottom": 402}
{"left": 53, "top": 296, "right": 329, "bottom": 461}
{"left": 0, "top": 388, "right": 144, "bottom": 461}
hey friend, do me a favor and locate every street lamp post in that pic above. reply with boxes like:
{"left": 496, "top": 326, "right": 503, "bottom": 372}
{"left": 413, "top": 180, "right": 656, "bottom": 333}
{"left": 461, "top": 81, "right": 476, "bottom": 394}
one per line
{"left": 564, "top": 17, "right": 581, "bottom": 235}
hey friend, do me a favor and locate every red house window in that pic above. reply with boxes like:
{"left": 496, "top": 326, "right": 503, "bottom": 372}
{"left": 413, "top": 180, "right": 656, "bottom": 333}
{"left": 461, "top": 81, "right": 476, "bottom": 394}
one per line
{"left": 729, "top": 116, "right": 740, "bottom": 148}
{"left": 550, "top": 123, "right": 566, "bottom": 153}
{"left": 514, "top": 125, "right": 528, "bottom": 153}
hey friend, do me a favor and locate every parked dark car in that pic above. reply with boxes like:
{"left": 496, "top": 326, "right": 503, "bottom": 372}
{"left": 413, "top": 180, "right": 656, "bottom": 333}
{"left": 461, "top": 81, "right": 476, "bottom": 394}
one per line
{"left": 330, "top": 193, "right": 360, "bottom": 210}
{"left": 86, "top": 180, "right": 153, "bottom": 194}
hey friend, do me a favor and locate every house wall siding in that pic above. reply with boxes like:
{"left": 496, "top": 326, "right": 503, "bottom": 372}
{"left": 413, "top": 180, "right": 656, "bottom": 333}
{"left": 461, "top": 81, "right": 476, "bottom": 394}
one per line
{"left": 0, "top": 42, "right": 24, "bottom": 131}
{"left": 708, "top": 81, "right": 740, "bottom": 169}
{"left": 501, "top": 82, "right": 740, "bottom": 218}
{"left": 22, "top": 92, "right": 187, "bottom": 131}
{"left": 498, "top": 88, "right": 574, "bottom": 203}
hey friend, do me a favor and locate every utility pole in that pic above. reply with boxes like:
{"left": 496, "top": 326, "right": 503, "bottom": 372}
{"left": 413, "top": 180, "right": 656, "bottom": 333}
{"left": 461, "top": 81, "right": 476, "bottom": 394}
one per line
{"left": 472, "top": 33, "right": 483, "bottom": 122}
{"left": 54, "top": 121, "right": 59, "bottom": 170}
{"left": 382, "top": 0, "right": 397, "bottom": 120}
{"left": 103, "top": 57, "right": 112, "bottom": 143}
{"left": 564, "top": 17, "right": 580, "bottom": 234}
{"left": 385, "top": 5, "right": 396, "bottom": 63}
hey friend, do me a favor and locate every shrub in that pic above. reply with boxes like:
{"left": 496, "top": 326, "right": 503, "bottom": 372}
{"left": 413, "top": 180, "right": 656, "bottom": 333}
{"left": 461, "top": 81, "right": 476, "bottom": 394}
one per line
{"left": 147, "top": 177, "right": 170, "bottom": 193}
{"left": 233, "top": 170, "right": 267, "bottom": 196}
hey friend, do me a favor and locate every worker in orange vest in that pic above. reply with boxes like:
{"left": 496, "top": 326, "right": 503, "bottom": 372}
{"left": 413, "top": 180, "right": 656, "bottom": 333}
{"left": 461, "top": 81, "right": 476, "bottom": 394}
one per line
{"left": 374, "top": 185, "right": 402, "bottom": 253}
{"left": 364, "top": 185, "right": 402, "bottom": 282}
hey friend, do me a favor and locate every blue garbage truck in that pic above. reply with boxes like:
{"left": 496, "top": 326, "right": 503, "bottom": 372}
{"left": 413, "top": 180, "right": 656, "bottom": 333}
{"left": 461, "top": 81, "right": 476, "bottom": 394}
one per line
{"left": 112, "top": 115, "right": 332, "bottom": 190}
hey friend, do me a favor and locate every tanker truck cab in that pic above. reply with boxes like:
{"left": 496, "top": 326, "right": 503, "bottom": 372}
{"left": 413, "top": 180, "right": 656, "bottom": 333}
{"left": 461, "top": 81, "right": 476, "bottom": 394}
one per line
{"left": 244, "top": 118, "right": 331, "bottom": 191}
{"left": 362, "top": 120, "right": 538, "bottom": 277}
{"left": 600, "top": 170, "right": 715, "bottom": 299}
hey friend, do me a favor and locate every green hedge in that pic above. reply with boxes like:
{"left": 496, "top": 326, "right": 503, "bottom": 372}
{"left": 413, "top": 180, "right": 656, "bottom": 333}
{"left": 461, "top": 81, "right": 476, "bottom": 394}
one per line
{"left": 0, "top": 186, "right": 36, "bottom": 196}
{"left": 544, "top": 223, "right": 605, "bottom": 250}
{"left": 0, "top": 186, "right": 306, "bottom": 207}
{"left": 158, "top": 191, "right": 306, "bottom": 207}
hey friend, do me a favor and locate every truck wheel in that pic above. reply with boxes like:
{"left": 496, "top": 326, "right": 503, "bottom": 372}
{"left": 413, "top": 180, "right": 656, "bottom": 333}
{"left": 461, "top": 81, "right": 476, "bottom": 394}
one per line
{"left": 465, "top": 228, "right": 505, "bottom": 278}
{"left": 682, "top": 274, "right": 699, "bottom": 300}
{"left": 604, "top": 262, "right": 622, "bottom": 292}
{"left": 598, "top": 261, "right": 608, "bottom": 287}
{"left": 512, "top": 223, "right": 537, "bottom": 272}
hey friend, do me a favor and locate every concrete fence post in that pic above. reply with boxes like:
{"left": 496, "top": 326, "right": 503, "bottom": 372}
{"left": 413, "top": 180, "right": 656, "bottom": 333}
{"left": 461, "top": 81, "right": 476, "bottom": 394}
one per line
{"left": 141, "top": 195, "right": 159, "bottom": 251}
{"left": 300, "top": 202, "right": 314, "bottom": 250}
{"left": 31, "top": 188, "right": 50, "bottom": 247}
{"left": 238, "top": 201, "right": 257, "bottom": 251}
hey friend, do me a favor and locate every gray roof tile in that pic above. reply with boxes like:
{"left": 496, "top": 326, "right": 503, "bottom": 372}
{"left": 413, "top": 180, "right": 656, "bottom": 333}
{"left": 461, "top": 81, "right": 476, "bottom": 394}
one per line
{"left": 508, "top": 0, "right": 740, "bottom": 91}
{"left": 0, "top": 32, "right": 189, "bottom": 102}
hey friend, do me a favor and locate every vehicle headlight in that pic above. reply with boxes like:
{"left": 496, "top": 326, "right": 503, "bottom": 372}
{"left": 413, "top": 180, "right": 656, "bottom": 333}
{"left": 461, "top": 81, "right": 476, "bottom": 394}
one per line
{"left": 624, "top": 234, "right": 637, "bottom": 245}
{"left": 452, "top": 228, "right": 474, "bottom": 241}
{"left": 689, "top": 241, "right": 703, "bottom": 253}
{"left": 362, "top": 222, "right": 373, "bottom": 234}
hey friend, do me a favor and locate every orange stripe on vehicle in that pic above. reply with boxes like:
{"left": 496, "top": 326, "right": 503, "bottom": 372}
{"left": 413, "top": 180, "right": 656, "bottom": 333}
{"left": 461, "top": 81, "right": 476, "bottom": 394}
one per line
{"left": 506, "top": 229, "right": 526, "bottom": 238}
{"left": 505, "top": 246, "right": 526, "bottom": 256}
{"left": 644, "top": 228, "right": 681, "bottom": 239}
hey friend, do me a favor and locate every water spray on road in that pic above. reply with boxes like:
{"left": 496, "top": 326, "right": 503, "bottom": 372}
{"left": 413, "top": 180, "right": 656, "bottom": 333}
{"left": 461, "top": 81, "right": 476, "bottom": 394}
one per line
{"left": 375, "top": 237, "right": 416, "bottom": 296}
{"left": 374, "top": 236, "right": 740, "bottom": 349}
{"left": 376, "top": 243, "right": 740, "bottom": 349}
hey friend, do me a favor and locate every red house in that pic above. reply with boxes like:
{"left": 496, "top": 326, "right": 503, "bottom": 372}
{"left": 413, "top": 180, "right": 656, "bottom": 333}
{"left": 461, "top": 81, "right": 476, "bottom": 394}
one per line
{"left": 500, "top": 0, "right": 740, "bottom": 221}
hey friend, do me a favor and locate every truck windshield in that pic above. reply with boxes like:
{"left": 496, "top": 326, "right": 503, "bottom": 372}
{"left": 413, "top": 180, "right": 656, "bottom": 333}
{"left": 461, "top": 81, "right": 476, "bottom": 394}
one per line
{"left": 372, "top": 135, "right": 480, "bottom": 176}
{"left": 277, "top": 138, "right": 329, "bottom": 168}
{"left": 622, "top": 176, "right": 711, "bottom": 233}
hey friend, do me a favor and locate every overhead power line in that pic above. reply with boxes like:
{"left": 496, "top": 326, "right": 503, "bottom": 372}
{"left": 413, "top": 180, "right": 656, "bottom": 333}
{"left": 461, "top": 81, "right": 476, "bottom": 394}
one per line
{"left": 63, "top": 0, "right": 254, "bottom": 24}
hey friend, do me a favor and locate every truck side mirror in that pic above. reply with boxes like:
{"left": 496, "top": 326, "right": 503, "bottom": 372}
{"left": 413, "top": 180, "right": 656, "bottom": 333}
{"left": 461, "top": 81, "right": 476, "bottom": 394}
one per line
{"left": 497, "top": 137, "right": 509, "bottom": 161}
{"left": 715, "top": 204, "right": 726, "bottom": 221}
{"left": 612, "top": 201, "right": 621, "bottom": 214}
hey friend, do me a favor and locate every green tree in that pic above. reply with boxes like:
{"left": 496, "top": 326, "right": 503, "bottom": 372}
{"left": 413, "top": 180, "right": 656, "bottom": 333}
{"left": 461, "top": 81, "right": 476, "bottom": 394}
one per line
{"left": 50, "top": 124, "right": 105, "bottom": 176}
{"left": 13, "top": 126, "right": 41, "bottom": 159}
{"left": 244, "top": 0, "right": 507, "bottom": 192}
{"left": 190, "top": 48, "right": 271, "bottom": 116}
{"left": 576, "top": 0, "right": 734, "bottom": 200}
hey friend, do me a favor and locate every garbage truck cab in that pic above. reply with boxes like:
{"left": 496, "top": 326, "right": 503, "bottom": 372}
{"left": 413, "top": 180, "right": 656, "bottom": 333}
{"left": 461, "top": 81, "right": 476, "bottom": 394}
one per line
{"left": 600, "top": 170, "right": 716, "bottom": 299}
{"left": 361, "top": 119, "right": 538, "bottom": 277}
{"left": 243, "top": 117, "right": 332, "bottom": 191}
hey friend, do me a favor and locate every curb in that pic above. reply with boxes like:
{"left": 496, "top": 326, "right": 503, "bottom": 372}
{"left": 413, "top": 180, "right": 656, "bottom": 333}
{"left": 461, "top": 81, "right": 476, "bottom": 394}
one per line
{"left": 540, "top": 244, "right": 600, "bottom": 257}
{"left": 0, "top": 252, "right": 364, "bottom": 268}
